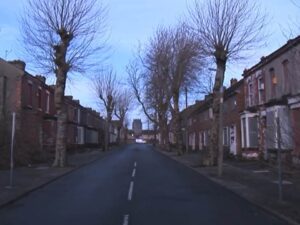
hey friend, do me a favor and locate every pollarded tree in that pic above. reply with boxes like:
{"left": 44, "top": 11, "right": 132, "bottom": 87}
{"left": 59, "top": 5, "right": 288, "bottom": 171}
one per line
{"left": 94, "top": 67, "right": 118, "bottom": 151}
{"left": 127, "top": 26, "right": 175, "bottom": 150}
{"left": 21, "top": 0, "right": 107, "bottom": 167}
{"left": 114, "top": 88, "right": 132, "bottom": 143}
{"left": 189, "top": 0, "right": 266, "bottom": 168}
{"left": 127, "top": 59, "right": 171, "bottom": 149}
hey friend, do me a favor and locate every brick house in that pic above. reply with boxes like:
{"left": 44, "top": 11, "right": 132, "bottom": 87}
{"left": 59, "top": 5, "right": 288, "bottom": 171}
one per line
{"left": 186, "top": 78, "right": 244, "bottom": 156}
{"left": 0, "top": 59, "right": 56, "bottom": 166}
{"left": 242, "top": 36, "right": 300, "bottom": 165}
{"left": 0, "top": 58, "right": 105, "bottom": 167}
{"left": 0, "top": 59, "right": 25, "bottom": 166}
{"left": 168, "top": 102, "right": 200, "bottom": 150}
{"left": 188, "top": 99, "right": 211, "bottom": 151}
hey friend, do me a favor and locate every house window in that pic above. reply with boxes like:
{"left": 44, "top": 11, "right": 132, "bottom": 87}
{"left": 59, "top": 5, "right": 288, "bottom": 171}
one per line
{"left": 248, "top": 117, "right": 258, "bottom": 147}
{"left": 269, "top": 68, "right": 276, "bottom": 97}
{"left": 203, "top": 130, "right": 208, "bottom": 146}
{"left": 27, "top": 82, "right": 33, "bottom": 107}
{"left": 248, "top": 82, "right": 254, "bottom": 106}
{"left": 199, "top": 132, "right": 203, "bottom": 150}
{"left": 258, "top": 77, "right": 264, "bottom": 104}
{"left": 266, "top": 107, "right": 293, "bottom": 150}
{"left": 231, "top": 97, "right": 237, "bottom": 111}
{"left": 242, "top": 118, "right": 247, "bottom": 148}
{"left": 73, "top": 108, "right": 78, "bottom": 122}
{"left": 282, "top": 60, "right": 290, "bottom": 93}
{"left": 45, "top": 91, "right": 50, "bottom": 113}
{"left": 223, "top": 127, "right": 230, "bottom": 146}
{"left": 241, "top": 115, "right": 258, "bottom": 148}
{"left": 37, "top": 87, "right": 42, "bottom": 110}
{"left": 77, "top": 126, "right": 84, "bottom": 144}
{"left": 77, "top": 109, "right": 81, "bottom": 123}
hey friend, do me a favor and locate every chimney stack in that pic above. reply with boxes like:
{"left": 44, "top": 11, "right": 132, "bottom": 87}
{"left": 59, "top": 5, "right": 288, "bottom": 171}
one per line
{"left": 9, "top": 60, "right": 26, "bottom": 71}
{"left": 230, "top": 78, "right": 238, "bottom": 86}
{"left": 35, "top": 75, "right": 46, "bottom": 83}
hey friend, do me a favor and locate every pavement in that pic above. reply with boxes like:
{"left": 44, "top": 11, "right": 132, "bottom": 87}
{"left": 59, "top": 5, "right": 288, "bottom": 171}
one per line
{"left": 158, "top": 149, "right": 300, "bottom": 225}
{"left": 0, "top": 147, "right": 119, "bottom": 208}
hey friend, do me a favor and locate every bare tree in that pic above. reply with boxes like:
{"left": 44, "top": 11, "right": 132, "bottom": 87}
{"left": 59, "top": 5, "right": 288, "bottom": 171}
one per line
{"left": 282, "top": 0, "right": 300, "bottom": 39}
{"left": 114, "top": 88, "right": 132, "bottom": 144}
{"left": 21, "top": 0, "right": 107, "bottom": 167}
{"left": 127, "top": 54, "right": 171, "bottom": 150}
{"left": 127, "top": 28, "right": 173, "bottom": 150}
{"left": 168, "top": 22, "right": 204, "bottom": 155}
{"left": 189, "top": 0, "right": 266, "bottom": 167}
{"left": 195, "top": 68, "right": 215, "bottom": 95}
{"left": 94, "top": 67, "right": 118, "bottom": 151}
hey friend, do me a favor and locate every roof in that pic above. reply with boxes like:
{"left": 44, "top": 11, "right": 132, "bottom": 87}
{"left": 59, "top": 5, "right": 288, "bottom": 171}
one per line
{"left": 243, "top": 35, "right": 300, "bottom": 78}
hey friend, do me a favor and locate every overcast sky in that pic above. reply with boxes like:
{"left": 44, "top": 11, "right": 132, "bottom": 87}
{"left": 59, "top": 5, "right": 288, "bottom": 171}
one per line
{"left": 0, "top": 0, "right": 299, "bottom": 127}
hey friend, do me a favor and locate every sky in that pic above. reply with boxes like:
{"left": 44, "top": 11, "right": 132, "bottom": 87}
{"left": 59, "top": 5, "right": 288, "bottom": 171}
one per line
{"left": 0, "top": 0, "right": 299, "bottom": 128}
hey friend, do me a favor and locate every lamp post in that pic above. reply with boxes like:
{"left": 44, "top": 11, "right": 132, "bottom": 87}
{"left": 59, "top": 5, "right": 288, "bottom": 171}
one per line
{"left": 276, "top": 111, "right": 283, "bottom": 202}
{"left": 7, "top": 112, "right": 16, "bottom": 189}
{"left": 185, "top": 87, "right": 189, "bottom": 153}
{"left": 218, "top": 86, "right": 224, "bottom": 177}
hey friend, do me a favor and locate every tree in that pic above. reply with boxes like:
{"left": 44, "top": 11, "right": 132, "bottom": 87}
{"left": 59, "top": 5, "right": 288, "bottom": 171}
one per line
{"left": 189, "top": 0, "right": 266, "bottom": 167}
{"left": 114, "top": 88, "right": 132, "bottom": 143}
{"left": 167, "top": 22, "right": 204, "bottom": 155}
{"left": 282, "top": 0, "right": 300, "bottom": 38}
{"left": 127, "top": 57, "right": 171, "bottom": 150}
{"left": 21, "top": 0, "right": 107, "bottom": 167}
{"left": 94, "top": 67, "right": 118, "bottom": 151}
{"left": 195, "top": 68, "right": 215, "bottom": 95}
{"left": 127, "top": 25, "right": 176, "bottom": 150}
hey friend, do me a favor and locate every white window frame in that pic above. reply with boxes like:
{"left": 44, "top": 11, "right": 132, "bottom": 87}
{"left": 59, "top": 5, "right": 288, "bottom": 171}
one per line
{"left": 258, "top": 77, "right": 264, "bottom": 104}
{"left": 241, "top": 113, "right": 258, "bottom": 148}
{"left": 248, "top": 82, "right": 254, "bottom": 107}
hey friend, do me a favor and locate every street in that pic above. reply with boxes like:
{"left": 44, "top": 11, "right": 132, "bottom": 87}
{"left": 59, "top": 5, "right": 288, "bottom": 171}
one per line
{"left": 0, "top": 144, "right": 286, "bottom": 225}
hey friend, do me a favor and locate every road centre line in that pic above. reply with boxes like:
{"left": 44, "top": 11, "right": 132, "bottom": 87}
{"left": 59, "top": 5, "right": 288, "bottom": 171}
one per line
{"left": 122, "top": 214, "right": 129, "bottom": 225}
{"left": 132, "top": 168, "right": 136, "bottom": 178}
{"left": 134, "top": 161, "right": 137, "bottom": 167}
{"left": 128, "top": 181, "right": 134, "bottom": 201}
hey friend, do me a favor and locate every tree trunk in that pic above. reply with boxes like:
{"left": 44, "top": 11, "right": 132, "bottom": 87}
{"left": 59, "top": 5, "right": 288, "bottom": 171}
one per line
{"left": 104, "top": 119, "right": 109, "bottom": 151}
{"left": 52, "top": 30, "right": 71, "bottom": 168}
{"left": 162, "top": 118, "right": 170, "bottom": 151}
{"left": 52, "top": 72, "right": 67, "bottom": 167}
{"left": 117, "top": 126, "right": 121, "bottom": 144}
{"left": 158, "top": 118, "right": 170, "bottom": 151}
{"left": 173, "top": 93, "right": 183, "bottom": 155}
{"left": 105, "top": 112, "right": 112, "bottom": 151}
{"left": 204, "top": 55, "right": 226, "bottom": 166}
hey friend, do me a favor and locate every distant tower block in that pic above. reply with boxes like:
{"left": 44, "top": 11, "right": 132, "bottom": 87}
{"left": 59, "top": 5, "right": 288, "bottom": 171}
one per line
{"left": 132, "top": 119, "right": 142, "bottom": 138}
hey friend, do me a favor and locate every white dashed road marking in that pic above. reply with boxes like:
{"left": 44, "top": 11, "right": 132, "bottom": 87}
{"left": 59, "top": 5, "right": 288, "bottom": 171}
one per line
{"left": 122, "top": 214, "right": 129, "bottom": 225}
{"left": 132, "top": 168, "right": 136, "bottom": 178}
{"left": 128, "top": 181, "right": 134, "bottom": 201}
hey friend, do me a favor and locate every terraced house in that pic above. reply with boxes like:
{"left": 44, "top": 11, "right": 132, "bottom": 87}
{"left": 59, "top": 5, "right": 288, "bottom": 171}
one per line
{"left": 242, "top": 36, "right": 300, "bottom": 166}
{"left": 0, "top": 58, "right": 105, "bottom": 167}
{"left": 179, "top": 35, "right": 300, "bottom": 167}
{"left": 186, "top": 78, "right": 244, "bottom": 157}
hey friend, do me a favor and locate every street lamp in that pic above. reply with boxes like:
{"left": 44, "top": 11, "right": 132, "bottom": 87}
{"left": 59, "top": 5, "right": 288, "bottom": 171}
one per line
{"left": 218, "top": 86, "right": 224, "bottom": 177}
{"left": 185, "top": 87, "right": 189, "bottom": 153}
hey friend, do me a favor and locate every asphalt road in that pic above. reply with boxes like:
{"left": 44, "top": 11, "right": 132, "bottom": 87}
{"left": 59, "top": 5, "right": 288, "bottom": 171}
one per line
{"left": 0, "top": 144, "right": 286, "bottom": 225}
